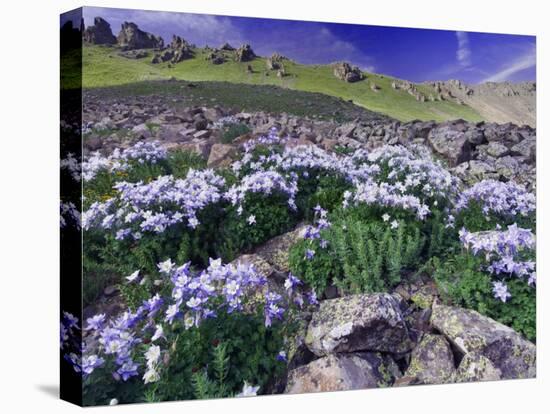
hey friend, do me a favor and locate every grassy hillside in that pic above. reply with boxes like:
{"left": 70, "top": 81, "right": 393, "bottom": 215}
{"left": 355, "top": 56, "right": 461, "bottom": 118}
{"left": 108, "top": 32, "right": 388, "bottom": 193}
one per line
{"left": 78, "top": 45, "right": 484, "bottom": 123}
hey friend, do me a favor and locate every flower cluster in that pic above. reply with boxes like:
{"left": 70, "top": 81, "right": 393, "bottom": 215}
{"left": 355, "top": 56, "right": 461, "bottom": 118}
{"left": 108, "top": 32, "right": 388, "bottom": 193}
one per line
{"left": 343, "top": 180, "right": 431, "bottom": 220}
{"left": 82, "top": 169, "right": 225, "bottom": 239}
{"left": 81, "top": 257, "right": 317, "bottom": 385}
{"left": 302, "top": 205, "right": 332, "bottom": 259}
{"left": 225, "top": 170, "right": 298, "bottom": 213}
{"left": 82, "top": 141, "right": 167, "bottom": 182}
{"left": 459, "top": 224, "right": 536, "bottom": 301}
{"left": 455, "top": 179, "right": 536, "bottom": 218}
{"left": 60, "top": 201, "right": 81, "bottom": 230}
{"left": 60, "top": 311, "right": 83, "bottom": 374}
{"left": 61, "top": 152, "right": 81, "bottom": 182}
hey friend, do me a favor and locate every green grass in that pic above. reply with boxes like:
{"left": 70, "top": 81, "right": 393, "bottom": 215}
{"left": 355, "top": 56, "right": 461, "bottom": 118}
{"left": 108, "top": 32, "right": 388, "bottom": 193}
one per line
{"left": 76, "top": 44, "right": 484, "bottom": 123}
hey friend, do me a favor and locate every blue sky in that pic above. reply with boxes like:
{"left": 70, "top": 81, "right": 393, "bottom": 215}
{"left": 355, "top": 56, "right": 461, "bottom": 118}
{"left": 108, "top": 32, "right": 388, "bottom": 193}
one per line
{"left": 68, "top": 7, "right": 535, "bottom": 84}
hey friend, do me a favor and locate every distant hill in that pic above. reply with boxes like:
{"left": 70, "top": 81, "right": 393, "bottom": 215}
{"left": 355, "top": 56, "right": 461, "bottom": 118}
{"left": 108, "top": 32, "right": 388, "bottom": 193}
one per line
{"left": 423, "top": 80, "right": 535, "bottom": 127}
{"left": 74, "top": 43, "right": 534, "bottom": 125}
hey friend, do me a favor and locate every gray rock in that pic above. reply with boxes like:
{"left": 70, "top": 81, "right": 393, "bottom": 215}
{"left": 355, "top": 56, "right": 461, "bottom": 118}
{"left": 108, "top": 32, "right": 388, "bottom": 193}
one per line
{"left": 285, "top": 352, "right": 399, "bottom": 394}
{"left": 402, "top": 334, "right": 455, "bottom": 385}
{"left": 486, "top": 141, "right": 510, "bottom": 158}
{"left": 131, "top": 123, "right": 152, "bottom": 139}
{"left": 234, "top": 44, "right": 256, "bottom": 62}
{"left": 495, "top": 156, "right": 520, "bottom": 179}
{"left": 465, "top": 129, "right": 486, "bottom": 145}
{"left": 83, "top": 17, "right": 117, "bottom": 45}
{"left": 253, "top": 224, "right": 307, "bottom": 273}
{"left": 511, "top": 137, "right": 536, "bottom": 162}
{"left": 117, "top": 21, "right": 164, "bottom": 50}
{"left": 428, "top": 127, "right": 471, "bottom": 166}
{"left": 454, "top": 352, "right": 502, "bottom": 383}
{"left": 333, "top": 62, "right": 363, "bottom": 83}
{"left": 431, "top": 303, "right": 536, "bottom": 379}
{"left": 305, "top": 293, "right": 414, "bottom": 356}
{"left": 207, "top": 143, "right": 237, "bottom": 167}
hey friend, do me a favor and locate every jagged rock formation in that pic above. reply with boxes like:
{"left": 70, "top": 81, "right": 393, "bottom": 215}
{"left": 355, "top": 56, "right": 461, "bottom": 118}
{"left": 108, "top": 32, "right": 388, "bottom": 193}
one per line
{"left": 151, "top": 35, "right": 193, "bottom": 64}
{"left": 333, "top": 62, "right": 363, "bottom": 82}
{"left": 117, "top": 22, "right": 164, "bottom": 50}
{"left": 235, "top": 44, "right": 256, "bottom": 62}
{"left": 83, "top": 17, "right": 116, "bottom": 45}
{"left": 425, "top": 80, "right": 536, "bottom": 127}
{"left": 219, "top": 42, "right": 235, "bottom": 51}
{"left": 266, "top": 53, "right": 286, "bottom": 70}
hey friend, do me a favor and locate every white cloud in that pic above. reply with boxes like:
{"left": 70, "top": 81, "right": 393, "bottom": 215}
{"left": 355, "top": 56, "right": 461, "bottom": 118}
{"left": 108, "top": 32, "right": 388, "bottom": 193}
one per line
{"left": 482, "top": 43, "right": 536, "bottom": 82}
{"left": 456, "top": 31, "right": 471, "bottom": 67}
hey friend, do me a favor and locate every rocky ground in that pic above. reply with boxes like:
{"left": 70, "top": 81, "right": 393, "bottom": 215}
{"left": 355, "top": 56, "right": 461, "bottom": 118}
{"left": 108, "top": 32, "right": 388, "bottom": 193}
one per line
{"left": 81, "top": 93, "right": 537, "bottom": 392}
{"left": 82, "top": 93, "right": 536, "bottom": 190}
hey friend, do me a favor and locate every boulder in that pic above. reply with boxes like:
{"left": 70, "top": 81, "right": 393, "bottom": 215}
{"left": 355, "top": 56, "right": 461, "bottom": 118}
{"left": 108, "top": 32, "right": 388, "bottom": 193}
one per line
{"left": 83, "top": 17, "right": 117, "bottom": 45}
{"left": 495, "top": 155, "right": 520, "bottom": 179}
{"left": 427, "top": 126, "right": 471, "bottom": 166}
{"left": 207, "top": 50, "right": 225, "bottom": 65}
{"left": 305, "top": 293, "right": 414, "bottom": 356}
{"left": 207, "top": 143, "right": 237, "bottom": 167}
{"left": 333, "top": 62, "right": 363, "bottom": 83}
{"left": 402, "top": 334, "right": 455, "bottom": 385}
{"left": 235, "top": 44, "right": 256, "bottom": 62}
{"left": 486, "top": 141, "right": 510, "bottom": 158}
{"left": 285, "top": 353, "right": 400, "bottom": 394}
{"left": 229, "top": 254, "right": 273, "bottom": 279}
{"left": 454, "top": 352, "right": 502, "bottom": 383}
{"left": 430, "top": 303, "right": 536, "bottom": 379}
{"left": 465, "top": 129, "right": 486, "bottom": 145}
{"left": 510, "top": 137, "right": 536, "bottom": 162}
{"left": 253, "top": 224, "right": 307, "bottom": 273}
{"left": 178, "top": 139, "right": 212, "bottom": 159}
{"left": 117, "top": 22, "right": 164, "bottom": 50}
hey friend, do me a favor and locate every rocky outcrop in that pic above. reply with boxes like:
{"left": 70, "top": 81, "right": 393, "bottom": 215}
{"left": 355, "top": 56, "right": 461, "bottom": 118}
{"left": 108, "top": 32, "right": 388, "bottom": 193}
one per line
{"left": 117, "top": 22, "right": 164, "bottom": 50}
{"left": 333, "top": 62, "right": 363, "bottom": 83}
{"left": 219, "top": 42, "right": 235, "bottom": 51}
{"left": 83, "top": 17, "right": 116, "bottom": 45}
{"left": 235, "top": 44, "right": 256, "bottom": 62}
{"left": 431, "top": 303, "right": 536, "bottom": 379}
{"left": 305, "top": 293, "right": 414, "bottom": 356}
{"left": 151, "top": 35, "right": 194, "bottom": 64}
{"left": 266, "top": 53, "right": 286, "bottom": 70}
{"left": 285, "top": 353, "right": 400, "bottom": 393}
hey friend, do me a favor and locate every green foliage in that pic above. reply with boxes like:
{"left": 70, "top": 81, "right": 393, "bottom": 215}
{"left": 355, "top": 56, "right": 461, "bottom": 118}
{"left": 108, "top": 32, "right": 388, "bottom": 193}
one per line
{"left": 220, "top": 193, "right": 298, "bottom": 256}
{"left": 191, "top": 343, "right": 232, "bottom": 399}
{"left": 433, "top": 253, "right": 536, "bottom": 341}
{"left": 289, "top": 239, "right": 338, "bottom": 295}
{"left": 221, "top": 123, "right": 251, "bottom": 144}
{"left": 299, "top": 174, "right": 352, "bottom": 221}
{"left": 290, "top": 214, "right": 425, "bottom": 296}
{"left": 154, "top": 312, "right": 285, "bottom": 402}
{"left": 332, "top": 145, "right": 356, "bottom": 155}
{"left": 456, "top": 200, "right": 535, "bottom": 232}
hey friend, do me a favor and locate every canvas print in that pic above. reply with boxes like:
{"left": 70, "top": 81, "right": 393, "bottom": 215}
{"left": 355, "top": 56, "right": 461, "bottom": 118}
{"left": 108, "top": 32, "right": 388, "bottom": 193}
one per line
{"left": 60, "top": 6, "right": 536, "bottom": 406}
